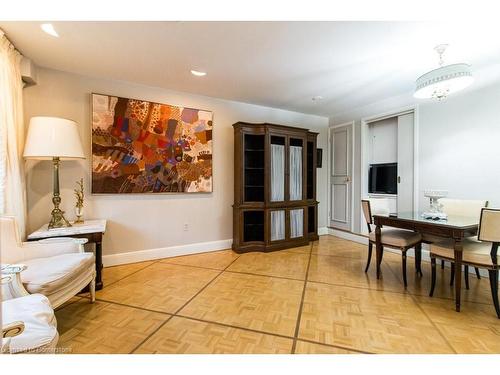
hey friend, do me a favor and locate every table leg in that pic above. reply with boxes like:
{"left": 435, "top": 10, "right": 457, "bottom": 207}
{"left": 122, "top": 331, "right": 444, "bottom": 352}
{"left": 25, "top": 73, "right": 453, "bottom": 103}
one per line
{"left": 375, "top": 224, "right": 383, "bottom": 279}
{"left": 95, "top": 240, "right": 103, "bottom": 290}
{"left": 454, "top": 239, "right": 463, "bottom": 312}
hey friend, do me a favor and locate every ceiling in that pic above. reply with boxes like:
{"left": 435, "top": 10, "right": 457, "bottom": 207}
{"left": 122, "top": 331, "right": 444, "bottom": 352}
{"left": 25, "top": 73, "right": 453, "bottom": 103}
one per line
{"left": 2, "top": 21, "right": 500, "bottom": 117}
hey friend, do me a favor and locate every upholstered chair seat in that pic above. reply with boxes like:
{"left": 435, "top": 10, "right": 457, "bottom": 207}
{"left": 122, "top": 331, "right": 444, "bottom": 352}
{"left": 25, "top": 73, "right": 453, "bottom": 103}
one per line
{"left": 431, "top": 238, "right": 499, "bottom": 267}
{"left": 369, "top": 228, "right": 421, "bottom": 248}
{"left": 22, "top": 253, "right": 95, "bottom": 295}
{"left": 1, "top": 294, "right": 58, "bottom": 354}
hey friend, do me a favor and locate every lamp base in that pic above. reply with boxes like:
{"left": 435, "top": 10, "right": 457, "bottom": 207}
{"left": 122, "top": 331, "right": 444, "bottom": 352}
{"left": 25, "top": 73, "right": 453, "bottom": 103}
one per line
{"left": 48, "top": 208, "right": 72, "bottom": 229}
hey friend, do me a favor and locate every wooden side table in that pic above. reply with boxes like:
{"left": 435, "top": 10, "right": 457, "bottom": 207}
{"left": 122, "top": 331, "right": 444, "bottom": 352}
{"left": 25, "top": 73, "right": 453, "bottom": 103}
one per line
{"left": 27, "top": 220, "right": 107, "bottom": 290}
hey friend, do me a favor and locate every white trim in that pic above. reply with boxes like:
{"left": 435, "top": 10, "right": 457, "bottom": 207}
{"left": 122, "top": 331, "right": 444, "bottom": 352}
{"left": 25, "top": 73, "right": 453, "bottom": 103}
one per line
{"left": 327, "top": 121, "right": 355, "bottom": 232}
{"left": 102, "top": 239, "right": 233, "bottom": 267}
{"left": 318, "top": 227, "right": 329, "bottom": 235}
{"left": 327, "top": 228, "right": 368, "bottom": 245}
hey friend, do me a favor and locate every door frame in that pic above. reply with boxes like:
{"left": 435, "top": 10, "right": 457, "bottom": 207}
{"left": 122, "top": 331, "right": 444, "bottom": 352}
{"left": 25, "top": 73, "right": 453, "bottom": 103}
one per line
{"left": 360, "top": 105, "right": 420, "bottom": 232}
{"left": 328, "top": 121, "right": 355, "bottom": 232}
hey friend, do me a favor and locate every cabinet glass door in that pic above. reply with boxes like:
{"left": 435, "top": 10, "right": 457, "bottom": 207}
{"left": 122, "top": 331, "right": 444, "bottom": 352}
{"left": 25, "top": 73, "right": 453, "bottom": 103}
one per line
{"left": 270, "top": 210, "right": 286, "bottom": 241}
{"left": 270, "top": 136, "right": 285, "bottom": 202}
{"left": 290, "top": 208, "right": 304, "bottom": 238}
{"left": 289, "top": 138, "right": 303, "bottom": 201}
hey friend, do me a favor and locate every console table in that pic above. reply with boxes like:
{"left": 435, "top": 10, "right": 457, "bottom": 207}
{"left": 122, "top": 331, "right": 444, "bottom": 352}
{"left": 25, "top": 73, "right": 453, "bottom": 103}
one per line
{"left": 27, "top": 220, "right": 107, "bottom": 290}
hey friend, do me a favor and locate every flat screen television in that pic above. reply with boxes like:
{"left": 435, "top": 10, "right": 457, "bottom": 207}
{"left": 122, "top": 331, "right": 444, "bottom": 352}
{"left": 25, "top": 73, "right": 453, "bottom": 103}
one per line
{"left": 368, "top": 163, "right": 397, "bottom": 194}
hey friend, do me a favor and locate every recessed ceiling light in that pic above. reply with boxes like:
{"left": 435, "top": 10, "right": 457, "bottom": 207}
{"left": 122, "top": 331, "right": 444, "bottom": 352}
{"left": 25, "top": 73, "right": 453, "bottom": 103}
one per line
{"left": 40, "top": 23, "right": 59, "bottom": 38}
{"left": 312, "top": 96, "right": 323, "bottom": 102}
{"left": 191, "top": 70, "right": 207, "bottom": 77}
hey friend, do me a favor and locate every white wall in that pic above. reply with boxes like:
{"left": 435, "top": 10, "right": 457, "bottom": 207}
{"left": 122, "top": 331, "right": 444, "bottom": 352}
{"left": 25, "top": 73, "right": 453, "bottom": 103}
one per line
{"left": 330, "top": 82, "right": 500, "bottom": 234}
{"left": 23, "top": 68, "right": 329, "bottom": 255}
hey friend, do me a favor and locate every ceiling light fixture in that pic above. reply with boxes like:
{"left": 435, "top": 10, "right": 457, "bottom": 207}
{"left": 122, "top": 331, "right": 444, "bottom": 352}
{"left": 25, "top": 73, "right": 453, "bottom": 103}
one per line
{"left": 190, "top": 70, "right": 207, "bottom": 77}
{"left": 40, "top": 23, "right": 59, "bottom": 38}
{"left": 414, "top": 44, "right": 473, "bottom": 100}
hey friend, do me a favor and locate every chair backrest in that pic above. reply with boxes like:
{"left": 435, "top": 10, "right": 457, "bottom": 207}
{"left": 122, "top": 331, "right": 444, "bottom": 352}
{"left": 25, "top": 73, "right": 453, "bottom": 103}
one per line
{"left": 0, "top": 216, "right": 25, "bottom": 264}
{"left": 478, "top": 208, "right": 500, "bottom": 243}
{"left": 361, "top": 198, "right": 390, "bottom": 232}
{"left": 439, "top": 198, "right": 488, "bottom": 219}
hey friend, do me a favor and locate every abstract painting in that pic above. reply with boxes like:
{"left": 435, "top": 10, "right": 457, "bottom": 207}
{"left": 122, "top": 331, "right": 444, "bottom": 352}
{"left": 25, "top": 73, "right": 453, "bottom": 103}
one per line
{"left": 91, "top": 93, "right": 213, "bottom": 194}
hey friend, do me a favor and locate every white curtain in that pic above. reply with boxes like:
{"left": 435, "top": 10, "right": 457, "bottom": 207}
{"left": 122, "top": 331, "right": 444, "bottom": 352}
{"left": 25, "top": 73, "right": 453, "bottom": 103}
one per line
{"left": 271, "top": 144, "right": 284, "bottom": 201}
{"left": 289, "top": 145, "right": 302, "bottom": 200}
{"left": 0, "top": 31, "right": 27, "bottom": 238}
{"left": 290, "top": 209, "right": 303, "bottom": 238}
{"left": 271, "top": 210, "right": 285, "bottom": 241}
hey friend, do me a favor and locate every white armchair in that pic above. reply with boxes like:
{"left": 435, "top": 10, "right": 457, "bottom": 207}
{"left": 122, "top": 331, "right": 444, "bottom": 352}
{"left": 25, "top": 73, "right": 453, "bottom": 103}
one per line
{"left": 0, "top": 216, "right": 96, "bottom": 308}
{"left": 2, "top": 293, "right": 59, "bottom": 354}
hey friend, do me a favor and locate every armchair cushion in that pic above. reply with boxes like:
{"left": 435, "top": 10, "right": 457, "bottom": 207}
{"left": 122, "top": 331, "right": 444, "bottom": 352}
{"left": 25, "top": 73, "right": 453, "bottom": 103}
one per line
{"left": 22, "top": 253, "right": 94, "bottom": 295}
{"left": 2, "top": 294, "right": 58, "bottom": 353}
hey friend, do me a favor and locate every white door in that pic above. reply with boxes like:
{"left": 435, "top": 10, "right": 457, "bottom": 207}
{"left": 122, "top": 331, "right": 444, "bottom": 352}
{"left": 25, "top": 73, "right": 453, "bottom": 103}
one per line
{"left": 330, "top": 125, "right": 352, "bottom": 230}
{"left": 397, "top": 113, "right": 414, "bottom": 213}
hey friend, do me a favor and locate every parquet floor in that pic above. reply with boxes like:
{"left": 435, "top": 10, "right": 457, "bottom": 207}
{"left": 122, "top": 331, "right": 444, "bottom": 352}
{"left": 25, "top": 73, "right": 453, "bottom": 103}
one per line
{"left": 54, "top": 236, "right": 500, "bottom": 354}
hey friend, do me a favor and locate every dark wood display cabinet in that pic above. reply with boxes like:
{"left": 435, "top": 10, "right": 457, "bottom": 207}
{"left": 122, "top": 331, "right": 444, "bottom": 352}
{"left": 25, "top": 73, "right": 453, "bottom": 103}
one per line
{"left": 232, "top": 122, "right": 319, "bottom": 253}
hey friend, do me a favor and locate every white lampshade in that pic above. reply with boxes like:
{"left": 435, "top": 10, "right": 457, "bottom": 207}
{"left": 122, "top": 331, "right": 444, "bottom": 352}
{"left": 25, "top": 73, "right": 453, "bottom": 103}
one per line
{"left": 24, "top": 116, "right": 85, "bottom": 160}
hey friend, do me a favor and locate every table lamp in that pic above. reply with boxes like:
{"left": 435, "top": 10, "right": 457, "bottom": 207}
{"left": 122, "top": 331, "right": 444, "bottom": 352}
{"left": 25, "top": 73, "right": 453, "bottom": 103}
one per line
{"left": 24, "top": 116, "right": 85, "bottom": 229}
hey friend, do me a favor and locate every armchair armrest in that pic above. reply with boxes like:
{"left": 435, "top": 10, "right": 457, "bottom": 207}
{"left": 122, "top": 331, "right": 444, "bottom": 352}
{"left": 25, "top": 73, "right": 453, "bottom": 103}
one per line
{"left": 2, "top": 321, "right": 25, "bottom": 338}
{"left": 1, "top": 321, "right": 25, "bottom": 354}
{"left": 21, "top": 237, "right": 89, "bottom": 259}
{"left": 1, "top": 264, "right": 29, "bottom": 300}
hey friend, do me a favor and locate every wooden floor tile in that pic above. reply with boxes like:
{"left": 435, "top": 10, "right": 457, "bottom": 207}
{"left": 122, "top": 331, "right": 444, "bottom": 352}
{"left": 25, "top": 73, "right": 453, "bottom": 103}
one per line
{"left": 308, "top": 254, "right": 405, "bottom": 292}
{"left": 312, "top": 236, "right": 367, "bottom": 259}
{"left": 415, "top": 296, "right": 500, "bottom": 353}
{"left": 227, "top": 251, "right": 309, "bottom": 280}
{"left": 96, "top": 262, "right": 220, "bottom": 313}
{"left": 160, "top": 249, "right": 239, "bottom": 270}
{"left": 102, "top": 260, "right": 156, "bottom": 286}
{"left": 294, "top": 340, "right": 361, "bottom": 354}
{"left": 282, "top": 245, "right": 312, "bottom": 254}
{"left": 135, "top": 317, "right": 293, "bottom": 354}
{"left": 55, "top": 299, "right": 168, "bottom": 354}
{"left": 298, "top": 281, "right": 454, "bottom": 353}
{"left": 179, "top": 272, "right": 304, "bottom": 336}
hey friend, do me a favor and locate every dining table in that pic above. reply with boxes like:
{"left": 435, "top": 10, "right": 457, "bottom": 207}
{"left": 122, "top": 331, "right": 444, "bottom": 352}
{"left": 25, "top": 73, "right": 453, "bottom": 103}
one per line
{"left": 373, "top": 211, "right": 480, "bottom": 312}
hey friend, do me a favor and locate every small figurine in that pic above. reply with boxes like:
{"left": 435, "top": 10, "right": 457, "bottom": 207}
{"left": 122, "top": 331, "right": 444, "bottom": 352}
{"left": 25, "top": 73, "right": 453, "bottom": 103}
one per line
{"left": 74, "top": 178, "right": 84, "bottom": 224}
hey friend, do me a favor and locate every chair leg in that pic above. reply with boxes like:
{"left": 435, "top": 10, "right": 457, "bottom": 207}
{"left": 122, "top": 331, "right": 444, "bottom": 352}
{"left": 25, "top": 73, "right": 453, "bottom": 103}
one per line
{"left": 90, "top": 275, "right": 96, "bottom": 304}
{"left": 488, "top": 269, "right": 500, "bottom": 319}
{"left": 441, "top": 259, "right": 445, "bottom": 269}
{"left": 402, "top": 252, "right": 408, "bottom": 288}
{"left": 475, "top": 267, "right": 481, "bottom": 279}
{"left": 430, "top": 257, "right": 437, "bottom": 297}
{"left": 450, "top": 263, "right": 455, "bottom": 286}
{"left": 464, "top": 265, "right": 470, "bottom": 290}
{"left": 365, "top": 243, "right": 373, "bottom": 273}
{"left": 415, "top": 244, "right": 423, "bottom": 277}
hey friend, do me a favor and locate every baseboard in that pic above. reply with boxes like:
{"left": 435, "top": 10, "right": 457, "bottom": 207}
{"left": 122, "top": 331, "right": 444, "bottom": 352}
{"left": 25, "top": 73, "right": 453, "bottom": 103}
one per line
{"left": 327, "top": 228, "right": 368, "bottom": 245}
{"left": 318, "top": 227, "right": 329, "bottom": 236}
{"left": 102, "top": 239, "right": 233, "bottom": 267}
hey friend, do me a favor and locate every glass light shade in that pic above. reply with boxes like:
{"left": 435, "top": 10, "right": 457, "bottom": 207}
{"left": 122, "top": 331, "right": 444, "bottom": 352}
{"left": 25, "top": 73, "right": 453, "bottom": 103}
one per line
{"left": 23, "top": 116, "right": 85, "bottom": 160}
{"left": 414, "top": 63, "right": 473, "bottom": 99}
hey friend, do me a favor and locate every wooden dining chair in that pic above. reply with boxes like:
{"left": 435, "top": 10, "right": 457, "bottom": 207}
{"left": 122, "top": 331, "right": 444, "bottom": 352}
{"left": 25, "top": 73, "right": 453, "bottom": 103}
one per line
{"left": 422, "top": 198, "right": 488, "bottom": 281}
{"left": 362, "top": 199, "right": 423, "bottom": 287}
{"left": 430, "top": 208, "right": 500, "bottom": 318}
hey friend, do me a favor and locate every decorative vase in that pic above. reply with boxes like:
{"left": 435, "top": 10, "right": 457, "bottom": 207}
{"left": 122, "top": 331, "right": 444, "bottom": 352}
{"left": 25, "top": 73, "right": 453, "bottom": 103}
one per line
{"left": 75, "top": 206, "right": 84, "bottom": 224}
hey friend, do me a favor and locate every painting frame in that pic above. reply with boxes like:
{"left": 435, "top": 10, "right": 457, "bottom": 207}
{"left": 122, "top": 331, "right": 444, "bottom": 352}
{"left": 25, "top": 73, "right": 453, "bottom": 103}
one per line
{"left": 90, "top": 92, "right": 214, "bottom": 195}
